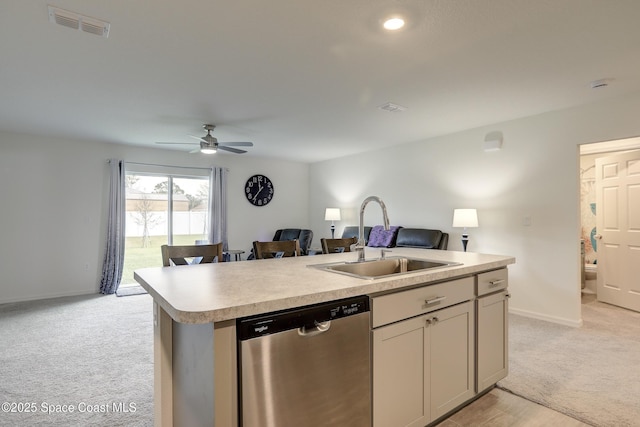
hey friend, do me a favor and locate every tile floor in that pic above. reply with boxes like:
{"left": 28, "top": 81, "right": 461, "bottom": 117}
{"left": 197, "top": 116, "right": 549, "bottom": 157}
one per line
{"left": 435, "top": 388, "right": 591, "bottom": 427}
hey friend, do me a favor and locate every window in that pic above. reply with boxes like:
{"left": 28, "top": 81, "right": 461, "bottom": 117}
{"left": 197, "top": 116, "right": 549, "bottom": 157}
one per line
{"left": 121, "top": 165, "right": 211, "bottom": 285}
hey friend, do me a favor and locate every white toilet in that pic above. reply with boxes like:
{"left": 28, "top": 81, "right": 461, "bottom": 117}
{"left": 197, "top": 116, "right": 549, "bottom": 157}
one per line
{"left": 583, "top": 263, "right": 597, "bottom": 294}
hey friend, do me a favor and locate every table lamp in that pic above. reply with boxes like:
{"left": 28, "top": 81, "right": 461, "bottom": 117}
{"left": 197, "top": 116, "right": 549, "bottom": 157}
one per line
{"left": 452, "top": 209, "right": 478, "bottom": 252}
{"left": 324, "top": 208, "right": 341, "bottom": 238}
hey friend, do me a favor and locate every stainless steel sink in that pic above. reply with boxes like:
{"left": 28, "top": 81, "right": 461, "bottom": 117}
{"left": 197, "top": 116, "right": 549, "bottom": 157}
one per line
{"left": 311, "top": 257, "right": 462, "bottom": 280}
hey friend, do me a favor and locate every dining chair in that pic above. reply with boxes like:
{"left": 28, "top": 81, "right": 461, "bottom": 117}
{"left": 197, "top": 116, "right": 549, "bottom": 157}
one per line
{"left": 320, "top": 236, "right": 358, "bottom": 254}
{"left": 161, "top": 242, "right": 224, "bottom": 266}
{"left": 252, "top": 240, "right": 301, "bottom": 259}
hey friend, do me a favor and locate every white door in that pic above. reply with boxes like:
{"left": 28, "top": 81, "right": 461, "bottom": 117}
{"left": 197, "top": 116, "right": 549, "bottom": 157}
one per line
{"left": 595, "top": 150, "right": 640, "bottom": 311}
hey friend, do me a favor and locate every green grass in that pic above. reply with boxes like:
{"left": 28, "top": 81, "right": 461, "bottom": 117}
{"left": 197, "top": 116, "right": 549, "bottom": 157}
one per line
{"left": 121, "top": 234, "right": 206, "bottom": 285}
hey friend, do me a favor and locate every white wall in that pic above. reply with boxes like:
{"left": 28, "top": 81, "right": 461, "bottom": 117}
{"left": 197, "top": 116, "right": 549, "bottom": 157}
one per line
{"left": 4, "top": 91, "right": 640, "bottom": 320}
{"left": 309, "top": 90, "right": 640, "bottom": 326}
{"left": 0, "top": 131, "right": 309, "bottom": 303}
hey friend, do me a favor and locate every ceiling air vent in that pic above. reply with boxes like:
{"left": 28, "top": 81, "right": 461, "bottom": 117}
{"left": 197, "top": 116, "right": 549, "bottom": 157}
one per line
{"left": 48, "top": 5, "right": 110, "bottom": 38}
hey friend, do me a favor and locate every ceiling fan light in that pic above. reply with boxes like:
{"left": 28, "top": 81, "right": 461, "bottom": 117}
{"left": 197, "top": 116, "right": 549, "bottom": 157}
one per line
{"left": 383, "top": 17, "right": 405, "bottom": 31}
{"left": 200, "top": 138, "right": 217, "bottom": 154}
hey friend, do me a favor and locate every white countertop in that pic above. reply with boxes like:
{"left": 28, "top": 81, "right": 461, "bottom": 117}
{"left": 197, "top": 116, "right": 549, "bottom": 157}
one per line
{"left": 134, "top": 247, "right": 515, "bottom": 324}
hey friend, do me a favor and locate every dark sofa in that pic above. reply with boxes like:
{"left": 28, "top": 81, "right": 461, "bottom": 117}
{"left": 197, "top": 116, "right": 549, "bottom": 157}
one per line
{"left": 340, "top": 226, "right": 448, "bottom": 250}
{"left": 341, "top": 226, "right": 372, "bottom": 244}
{"left": 395, "top": 228, "right": 448, "bottom": 250}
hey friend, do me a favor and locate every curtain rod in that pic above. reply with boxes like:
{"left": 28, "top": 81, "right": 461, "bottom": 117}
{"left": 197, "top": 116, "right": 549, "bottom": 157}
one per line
{"left": 109, "top": 160, "right": 228, "bottom": 172}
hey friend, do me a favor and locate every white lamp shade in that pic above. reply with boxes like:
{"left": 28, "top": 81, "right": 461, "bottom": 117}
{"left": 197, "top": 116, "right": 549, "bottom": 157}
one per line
{"left": 452, "top": 209, "right": 478, "bottom": 228}
{"left": 324, "top": 208, "right": 341, "bottom": 221}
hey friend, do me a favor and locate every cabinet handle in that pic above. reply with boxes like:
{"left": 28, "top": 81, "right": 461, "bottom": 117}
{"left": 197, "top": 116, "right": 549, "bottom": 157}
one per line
{"left": 506, "top": 293, "right": 511, "bottom": 299}
{"left": 432, "top": 316, "right": 439, "bottom": 323}
{"left": 426, "top": 318, "right": 432, "bottom": 325}
{"left": 425, "top": 296, "right": 446, "bottom": 305}
{"left": 489, "top": 279, "right": 506, "bottom": 286}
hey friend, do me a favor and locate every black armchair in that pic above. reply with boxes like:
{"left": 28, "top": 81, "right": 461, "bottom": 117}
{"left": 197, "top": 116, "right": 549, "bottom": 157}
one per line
{"left": 273, "top": 228, "right": 314, "bottom": 255}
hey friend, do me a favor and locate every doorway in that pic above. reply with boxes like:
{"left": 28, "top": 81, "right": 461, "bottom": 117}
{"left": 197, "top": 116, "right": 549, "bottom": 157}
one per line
{"left": 121, "top": 172, "right": 211, "bottom": 286}
{"left": 579, "top": 137, "right": 640, "bottom": 312}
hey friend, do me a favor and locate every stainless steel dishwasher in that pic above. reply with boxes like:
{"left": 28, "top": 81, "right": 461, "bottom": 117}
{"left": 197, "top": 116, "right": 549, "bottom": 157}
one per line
{"left": 237, "top": 296, "right": 371, "bottom": 427}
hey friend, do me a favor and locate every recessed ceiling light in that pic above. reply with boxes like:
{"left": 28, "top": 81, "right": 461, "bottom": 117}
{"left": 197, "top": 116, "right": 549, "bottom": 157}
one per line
{"left": 383, "top": 17, "right": 405, "bottom": 31}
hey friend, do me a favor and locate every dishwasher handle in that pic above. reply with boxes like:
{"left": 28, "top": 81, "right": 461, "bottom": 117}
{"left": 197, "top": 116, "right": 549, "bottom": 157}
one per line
{"left": 298, "top": 320, "right": 331, "bottom": 337}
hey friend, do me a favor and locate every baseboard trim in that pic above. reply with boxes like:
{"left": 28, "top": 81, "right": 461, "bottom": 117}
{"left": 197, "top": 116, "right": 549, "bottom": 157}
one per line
{"left": 0, "top": 289, "right": 97, "bottom": 305}
{"left": 509, "top": 307, "right": 583, "bottom": 328}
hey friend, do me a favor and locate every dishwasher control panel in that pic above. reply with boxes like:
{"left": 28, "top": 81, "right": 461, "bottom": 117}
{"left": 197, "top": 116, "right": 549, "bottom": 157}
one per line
{"left": 237, "top": 296, "right": 369, "bottom": 340}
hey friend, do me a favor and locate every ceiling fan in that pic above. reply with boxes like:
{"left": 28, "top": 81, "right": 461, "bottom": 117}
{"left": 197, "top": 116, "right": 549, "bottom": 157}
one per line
{"left": 156, "top": 124, "right": 253, "bottom": 154}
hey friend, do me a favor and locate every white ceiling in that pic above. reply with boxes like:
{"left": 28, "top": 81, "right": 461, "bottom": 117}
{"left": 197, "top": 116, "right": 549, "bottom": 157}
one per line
{"left": 2, "top": 0, "right": 640, "bottom": 163}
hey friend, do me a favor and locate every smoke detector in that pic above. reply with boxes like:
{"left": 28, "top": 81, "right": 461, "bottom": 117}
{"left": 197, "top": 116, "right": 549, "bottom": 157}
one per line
{"left": 48, "top": 5, "right": 110, "bottom": 38}
{"left": 378, "top": 102, "right": 407, "bottom": 113}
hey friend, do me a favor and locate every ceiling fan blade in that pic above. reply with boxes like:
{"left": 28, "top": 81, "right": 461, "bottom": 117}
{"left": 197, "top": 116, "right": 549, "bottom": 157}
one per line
{"left": 156, "top": 142, "right": 198, "bottom": 145}
{"left": 218, "top": 145, "right": 247, "bottom": 154}
{"left": 221, "top": 141, "right": 253, "bottom": 147}
{"left": 171, "top": 126, "right": 252, "bottom": 154}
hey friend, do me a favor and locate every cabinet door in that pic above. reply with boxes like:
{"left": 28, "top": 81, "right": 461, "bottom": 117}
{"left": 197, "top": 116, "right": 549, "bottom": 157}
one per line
{"left": 477, "top": 290, "right": 509, "bottom": 393}
{"left": 429, "top": 301, "right": 475, "bottom": 420}
{"left": 373, "top": 315, "right": 429, "bottom": 427}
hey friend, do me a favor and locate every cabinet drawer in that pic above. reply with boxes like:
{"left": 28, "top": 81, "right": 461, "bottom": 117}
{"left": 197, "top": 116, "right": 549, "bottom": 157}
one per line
{"left": 477, "top": 268, "right": 508, "bottom": 296}
{"left": 371, "top": 277, "right": 474, "bottom": 328}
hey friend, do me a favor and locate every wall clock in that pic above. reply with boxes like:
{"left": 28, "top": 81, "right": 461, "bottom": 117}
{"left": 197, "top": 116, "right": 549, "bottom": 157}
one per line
{"left": 245, "top": 174, "right": 274, "bottom": 206}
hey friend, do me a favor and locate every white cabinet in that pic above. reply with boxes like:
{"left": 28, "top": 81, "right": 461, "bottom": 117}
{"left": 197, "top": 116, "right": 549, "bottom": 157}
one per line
{"left": 429, "top": 301, "right": 475, "bottom": 420}
{"left": 372, "top": 278, "right": 475, "bottom": 427}
{"left": 371, "top": 276, "right": 475, "bottom": 328}
{"left": 373, "top": 314, "right": 428, "bottom": 427}
{"left": 476, "top": 269, "right": 509, "bottom": 393}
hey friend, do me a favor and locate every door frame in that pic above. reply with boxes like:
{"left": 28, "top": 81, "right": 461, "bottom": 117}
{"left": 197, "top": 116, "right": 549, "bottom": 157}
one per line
{"left": 579, "top": 138, "right": 640, "bottom": 313}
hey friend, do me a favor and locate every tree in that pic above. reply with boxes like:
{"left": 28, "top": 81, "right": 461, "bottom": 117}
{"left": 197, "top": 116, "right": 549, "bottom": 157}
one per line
{"left": 131, "top": 195, "right": 164, "bottom": 248}
{"left": 185, "top": 184, "right": 209, "bottom": 211}
{"left": 153, "top": 181, "right": 184, "bottom": 195}
{"left": 125, "top": 175, "right": 139, "bottom": 189}
{"left": 186, "top": 194, "right": 202, "bottom": 211}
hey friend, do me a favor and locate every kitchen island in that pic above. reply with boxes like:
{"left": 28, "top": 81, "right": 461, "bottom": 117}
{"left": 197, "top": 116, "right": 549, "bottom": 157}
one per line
{"left": 134, "top": 247, "right": 515, "bottom": 427}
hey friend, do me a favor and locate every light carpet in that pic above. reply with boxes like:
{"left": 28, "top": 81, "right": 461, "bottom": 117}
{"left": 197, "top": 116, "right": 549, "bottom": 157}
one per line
{"left": 498, "top": 295, "right": 640, "bottom": 427}
{"left": 0, "top": 294, "right": 153, "bottom": 426}
{"left": 2, "top": 292, "right": 638, "bottom": 427}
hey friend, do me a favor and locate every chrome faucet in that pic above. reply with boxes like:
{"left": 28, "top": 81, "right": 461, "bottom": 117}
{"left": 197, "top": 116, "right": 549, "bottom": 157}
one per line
{"left": 356, "top": 196, "right": 390, "bottom": 262}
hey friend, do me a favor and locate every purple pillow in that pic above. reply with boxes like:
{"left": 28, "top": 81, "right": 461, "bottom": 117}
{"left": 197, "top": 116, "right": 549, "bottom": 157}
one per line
{"left": 367, "top": 225, "right": 401, "bottom": 247}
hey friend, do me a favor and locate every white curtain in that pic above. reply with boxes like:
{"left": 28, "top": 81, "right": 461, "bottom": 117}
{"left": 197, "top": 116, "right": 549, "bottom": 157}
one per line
{"left": 99, "top": 159, "right": 126, "bottom": 294}
{"left": 208, "top": 167, "right": 228, "bottom": 251}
